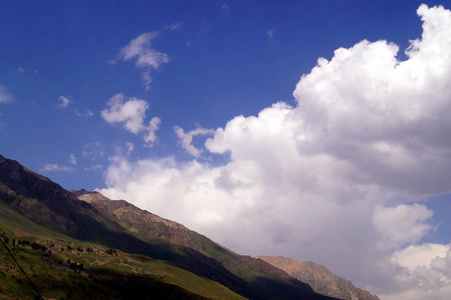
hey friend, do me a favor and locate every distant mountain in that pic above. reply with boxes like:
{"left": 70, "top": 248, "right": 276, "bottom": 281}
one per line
{"left": 0, "top": 154, "right": 337, "bottom": 300}
{"left": 257, "top": 256, "right": 380, "bottom": 300}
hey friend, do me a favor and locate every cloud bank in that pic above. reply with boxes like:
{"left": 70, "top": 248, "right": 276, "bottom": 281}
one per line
{"left": 100, "top": 5, "right": 451, "bottom": 298}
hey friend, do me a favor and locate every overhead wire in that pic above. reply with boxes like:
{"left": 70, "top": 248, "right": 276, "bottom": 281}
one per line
{"left": 0, "top": 227, "right": 44, "bottom": 300}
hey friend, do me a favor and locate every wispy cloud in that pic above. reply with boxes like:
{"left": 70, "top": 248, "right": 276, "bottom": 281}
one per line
{"left": 144, "top": 117, "right": 161, "bottom": 146}
{"left": 266, "top": 29, "right": 274, "bottom": 39}
{"left": 40, "top": 163, "right": 75, "bottom": 172}
{"left": 118, "top": 32, "right": 169, "bottom": 90}
{"left": 57, "top": 95, "right": 74, "bottom": 108}
{"left": 84, "top": 163, "right": 103, "bottom": 171}
{"left": 82, "top": 142, "right": 104, "bottom": 159}
{"left": 82, "top": 142, "right": 104, "bottom": 171}
{"left": 221, "top": 3, "right": 229, "bottom": 15}
{"left": 164, "top": 23, "right": 181, "bottom": 31}
{"left": 173, "top": 125, "right": 214, "bottom": 157}
{"left": 0, "top": 86, "right": 14, "bottom": 103}
{"left": 68, "top": 154, "right": 77, "bottom": 166}
{"left": 126, "top": 142, "right": 134, "bottom": 155}
{"left": 74, "top": 108, "right": 94, "bottom": 118}
{"left": 16, "top": 66, "right": 38, "bottom": 74}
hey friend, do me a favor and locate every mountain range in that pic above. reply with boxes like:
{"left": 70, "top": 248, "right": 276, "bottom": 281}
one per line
{"left": 0, "top": 154, "right": 377, "bottom": 299}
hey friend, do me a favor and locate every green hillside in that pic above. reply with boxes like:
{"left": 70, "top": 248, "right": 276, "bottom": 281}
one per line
{"left": 0, "top": 200, "right": 246, "bottom": 300}
{"left": 0, "top": 154, "right": 337, "bottom": 300}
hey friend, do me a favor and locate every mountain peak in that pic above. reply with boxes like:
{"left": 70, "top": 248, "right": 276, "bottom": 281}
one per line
{"left": 258, "top": 256, "right": 380, "bottom": 300}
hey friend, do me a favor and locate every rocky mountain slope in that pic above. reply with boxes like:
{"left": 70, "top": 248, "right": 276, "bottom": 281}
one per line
{"left": 258, "top": 256, "right": 380, "bottom": 300}
{"left": 73, "top": 189, "right": 329, "bottom": 300}
{"left": 0, "top": 154, "right": 337, "bottom": 300}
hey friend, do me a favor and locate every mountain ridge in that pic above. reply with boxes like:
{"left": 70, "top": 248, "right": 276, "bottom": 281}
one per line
{"left": 258, "top": 256, "right": 380, "bottom": 300}
{"left": 0, "top": 153, "right": 337, "bottom": 300}
{"left": 73, "top": 190, "right": 331, "bottom": 299}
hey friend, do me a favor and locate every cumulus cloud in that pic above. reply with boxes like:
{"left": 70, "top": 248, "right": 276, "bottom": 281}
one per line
{"left": 174, "top": 125, "right": 214, "bottom": 157}
{"left": 373, "top": 204, "right": 433, "bottom": 249}
{"left": 99, "top": 5, "right": 451, "bottom": 298}
{"left": 40, "top": 163, "right": 75, "bottom": 172}
{"left": 118, "top": 32, "right": 169, "bottom": 90}
{"left": 101, "top": 93, "right": 161, "bottom": 146}
{"left": 0, "top": 85, "right": 13, "bottom": 103}
{"left": 380, "top": 243, "right": 451, "bottom": 299}
{"left": 101, "top": 93, "right": 149, "bottom": 134}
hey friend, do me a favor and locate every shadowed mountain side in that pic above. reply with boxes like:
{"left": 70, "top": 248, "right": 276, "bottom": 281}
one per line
{"left": 75, "top": 190, "right": 338, "bottom": 300}
{"left": 0, "top": 154, "right": 338, "bottom": 299}
{"left": 0, "top": 201, "right": 246, "bottom": 300}
{"left": 258, "top": 256, "right": 380, "bottom": 300}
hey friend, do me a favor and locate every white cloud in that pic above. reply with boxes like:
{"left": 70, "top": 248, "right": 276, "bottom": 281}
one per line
{"left": 101, "top": 93, "right": 148, "bottom": 134}
{"left": 0, "top": 86, "right": 13, "bottom": 103}
{"left": 221, "top": 3, "right": 229, "bottom": 15}
{"left": 68, "top": 154, "right": 77, "bottom": 166}
{"left": 144, "top": 117, "right": 161, "bottom": 146}
{"left": 40, "top": 163, "right": 75, "bottom": 172}
{"left": 118, "top": 32, "right": 169, "bottom": 89}
{"left": 141, "top": 70, "right": 152, "bottom": 91}
{"left": 82, "top": 143, "right": 104, "bottom": 171}
{"left": 84, "top": 163, "right": 103, "bottom": 171}
{"left": 380, "top": 243, "right": 451, "bottom": 299}
{"left": 267, "top": 29, "right": 274, "bottom": 39}
{"left": 82, "top": 142, "right": 104, "bottom": 159}
{"left": 392, "top": 243, "right": 450, "bottom": 272}
{"left": 57, "top": 96, "right": 74, "bottom": 108}
{"left": 101, "top": 93, "right": 160, "bottom": 146}
{"left": 373, "top": 204, "right": 433, "bottom": 249}
{"left": 74, "top": 109, "right": 94, "bottom": 117}
{"left": 16, "top": 66, "right": 38, "bottom": 74}
{"left": 164, "top": 23, "right": 181, "bottom": 31}
{"left": 100, "top": 4, "right": 451, "bottom": 298}
{"left": 126, "top": 142, "right": 134, "bottom": 155}
{"left": 174, "top": 125, "right": 214, "bottom": 157}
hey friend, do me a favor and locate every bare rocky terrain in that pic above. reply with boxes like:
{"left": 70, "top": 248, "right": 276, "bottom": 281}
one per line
{"left": 258, "top": 256, "right": 380, "bottom": 300}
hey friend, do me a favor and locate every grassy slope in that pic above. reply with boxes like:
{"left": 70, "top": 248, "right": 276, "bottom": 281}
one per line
{"left": 0, "top": 201, "right": 246, "bottom": 300}
{"left": 0, "top": 155, "right": 336, "bottom": 300}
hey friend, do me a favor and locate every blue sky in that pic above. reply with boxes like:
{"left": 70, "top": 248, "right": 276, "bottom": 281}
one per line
{"left": 0, "top": 0, "right": 434, "bottom": 190}
{"left": 3, "top": 1, "right": 451, "bottom": 298}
